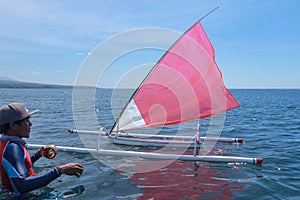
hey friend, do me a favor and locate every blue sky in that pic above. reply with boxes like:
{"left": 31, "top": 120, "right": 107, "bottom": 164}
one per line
{"left": 0, "top": 0, "right": 299, "bottom": 88}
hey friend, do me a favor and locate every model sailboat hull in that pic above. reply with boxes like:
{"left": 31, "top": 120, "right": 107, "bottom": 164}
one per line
{"left": 68, "top": 128, "right": 243, "bottom": 148}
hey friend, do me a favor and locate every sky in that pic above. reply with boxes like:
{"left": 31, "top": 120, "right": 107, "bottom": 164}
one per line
{"left": 0, "top": 0, "right": 299, "bottom": 89}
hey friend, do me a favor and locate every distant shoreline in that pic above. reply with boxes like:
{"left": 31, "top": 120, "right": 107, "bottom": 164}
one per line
{"left": 0, "top": 80, "right": 298, "bottom": 90}
{"left": 0, "top": 82, "right": 72, "bottom": 88}
{"left": 0, "top": 80, "right": 98, "bottom": 89}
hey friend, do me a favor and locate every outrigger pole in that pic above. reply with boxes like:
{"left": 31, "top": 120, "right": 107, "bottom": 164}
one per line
{"left": 26, "top": 144, "right": 263, "bottom": 164}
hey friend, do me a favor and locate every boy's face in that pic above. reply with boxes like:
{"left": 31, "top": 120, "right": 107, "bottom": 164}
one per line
{"left": 12, "top": 117, "right": 32, "bottom": 138}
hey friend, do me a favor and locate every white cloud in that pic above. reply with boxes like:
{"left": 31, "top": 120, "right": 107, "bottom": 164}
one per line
{"left": 31, "top": 71, "right": 40, "bottom": 76}
{"left": 0, "top": 1, "right": 112, "bottom": 50}
{"left": 19, "top": 72, "right": 28, "bottom": 77}
{"left": 0, "top": 0, "right": 217, "bottom": 51}
{"left": 77, "top": 52, "right": 85, "bottom": 56}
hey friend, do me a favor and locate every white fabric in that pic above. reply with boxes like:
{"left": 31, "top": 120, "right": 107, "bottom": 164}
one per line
{"left": 113, "top": 100, "right": 146, "bottom": 132}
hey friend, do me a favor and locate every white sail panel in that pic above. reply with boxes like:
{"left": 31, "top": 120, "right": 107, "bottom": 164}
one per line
{"left": 113, "top": 100, "right": 146, "bottom": 132}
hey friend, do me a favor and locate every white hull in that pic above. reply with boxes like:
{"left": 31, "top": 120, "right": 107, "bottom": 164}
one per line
{"left": 68, "top": 129, "right": 243, "bottom": 148}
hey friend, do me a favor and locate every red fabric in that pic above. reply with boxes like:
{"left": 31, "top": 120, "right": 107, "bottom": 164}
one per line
{"left": 0, "top": 141, "right": 36, "bottom": 191}
{"left": 0, "top": 141, "right": 12, "bottom": 191}
{"left": 24, "top": 146, "right": 36, "bottom": 177}
{"left": 133, "top": 22, "right": 239, "bottom": 128}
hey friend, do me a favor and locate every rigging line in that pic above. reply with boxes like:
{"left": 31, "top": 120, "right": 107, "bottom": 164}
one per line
{"left": 199, "top": 7, "right": 220, "bottom": 22}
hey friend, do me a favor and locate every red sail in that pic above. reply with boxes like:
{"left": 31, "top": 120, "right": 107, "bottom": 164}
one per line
{"left": 112, "top": 22, "right": 239, "bottom": 132}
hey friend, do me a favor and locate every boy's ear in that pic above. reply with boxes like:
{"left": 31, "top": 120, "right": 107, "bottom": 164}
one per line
{"left": 10, "top": 121, "right": 17, "bottom": 129}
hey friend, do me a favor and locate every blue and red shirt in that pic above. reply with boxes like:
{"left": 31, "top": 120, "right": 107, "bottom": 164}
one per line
{"left": 0, "top": 135, "right": 61, "bottom": 195}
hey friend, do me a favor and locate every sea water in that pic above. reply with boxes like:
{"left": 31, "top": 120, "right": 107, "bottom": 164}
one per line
{"left": 0, "top": 88, "right": 299, "bottom": 199}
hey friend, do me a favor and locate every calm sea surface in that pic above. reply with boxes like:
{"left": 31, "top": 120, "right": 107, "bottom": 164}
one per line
{"left": 0, "top": 88, "right": 299, "bottom": 199}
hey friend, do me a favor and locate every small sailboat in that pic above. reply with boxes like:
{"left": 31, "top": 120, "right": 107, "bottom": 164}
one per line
{"left": 28, "top": 19, "right": 263, "bottom": 165}
{"left": 105, "top": 20, "right": 241, "bottom": 148}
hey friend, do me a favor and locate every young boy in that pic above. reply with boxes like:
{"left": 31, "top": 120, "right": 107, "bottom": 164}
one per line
{"left": 0, "top": 103, "right": 84, "bottom": 195}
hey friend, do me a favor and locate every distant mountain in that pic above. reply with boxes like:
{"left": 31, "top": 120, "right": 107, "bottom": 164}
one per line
{"left": 0, "top": 77, "right": 72, "bottom": 88}
{"left": 0, "top": 77, "right": 99, "bottom": 89}
{"left": 0, "top": 76, "right": 15, "bottom": 81}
